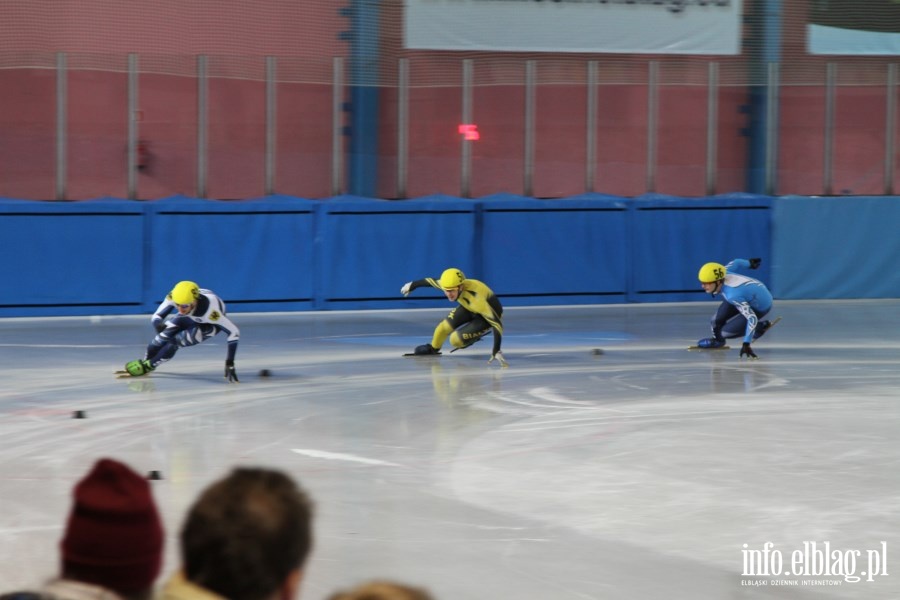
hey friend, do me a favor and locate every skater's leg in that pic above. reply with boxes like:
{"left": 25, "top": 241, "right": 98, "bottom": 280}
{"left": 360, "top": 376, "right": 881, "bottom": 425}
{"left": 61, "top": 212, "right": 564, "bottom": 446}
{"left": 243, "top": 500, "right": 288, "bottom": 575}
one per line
{"left": 144, "top": 333, "right": 178, "bottom": 369}
{"left": 753, "top": 311, "right": 776, "bottom": 340}
{"left": 145, "top": 341, "right": 178, "bottom": 368}
{"left": 414, "top": 307, "right": 477, "bottom": 355}
{"left": 143, "top": 317, "right": 214, "bottom": 369}
{"left": 430, "top": 307, "right": 475, "bottom": 350}
{"left": 429, "top": 319, "right": 453, "bottom": 351}
{"left": 697, "top": 301, "right": 739, "bottom": 347}
{"left": 174, "top": 322, "right": 216, "bottom": 347}
{"left": 127, "top": 335, "right": 180, "bottom": 376}
{"left": 711, "top": 301, "right": 739, "bottom": 338}
{"left": 721, "top": 307, "right": 770, "bottom": 339}
{"left": 449, "top": 316, "right": 490, "bottom": 349}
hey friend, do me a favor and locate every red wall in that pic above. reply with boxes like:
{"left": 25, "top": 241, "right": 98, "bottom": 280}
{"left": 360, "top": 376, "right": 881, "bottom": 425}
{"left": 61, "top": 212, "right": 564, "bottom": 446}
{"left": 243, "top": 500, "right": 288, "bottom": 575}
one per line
{"left": 0, "top": 1, "right": 896, "bottom": 200}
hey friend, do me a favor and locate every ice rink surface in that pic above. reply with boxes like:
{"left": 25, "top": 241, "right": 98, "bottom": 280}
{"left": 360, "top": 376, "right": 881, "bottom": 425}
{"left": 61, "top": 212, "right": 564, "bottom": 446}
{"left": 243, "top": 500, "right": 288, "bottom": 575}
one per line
{"left": 1, "top": 300, "right": 898, "bottom": 599}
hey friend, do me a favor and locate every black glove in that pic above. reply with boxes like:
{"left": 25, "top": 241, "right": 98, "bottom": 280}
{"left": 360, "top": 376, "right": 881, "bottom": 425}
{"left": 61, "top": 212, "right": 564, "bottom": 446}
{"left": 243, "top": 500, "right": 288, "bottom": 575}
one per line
{"left": 748, "top": 258, "right": 762, "bottom": 270}
{"left": 225, "top": 359, "right": 239, "bottom": 383}
{"left": 740, "top": 342, "right": 758, "bottom": 359}
{"left": 153, "top": 321, "right": 167, "bottom": 334}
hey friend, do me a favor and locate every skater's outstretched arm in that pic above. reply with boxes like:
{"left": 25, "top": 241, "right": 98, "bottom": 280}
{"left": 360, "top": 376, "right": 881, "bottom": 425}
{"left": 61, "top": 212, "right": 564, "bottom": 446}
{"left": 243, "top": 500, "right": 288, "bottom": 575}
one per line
{"left": 400, "top": 278, "right": 432, "bottom": 296}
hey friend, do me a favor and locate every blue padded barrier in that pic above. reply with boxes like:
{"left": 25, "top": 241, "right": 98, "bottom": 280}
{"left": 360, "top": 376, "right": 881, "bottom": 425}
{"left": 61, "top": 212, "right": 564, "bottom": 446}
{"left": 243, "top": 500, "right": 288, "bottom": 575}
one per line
{"left": 478, "top": 193, "right": 630, "bottom": 306}
{"left": 145, "top": 195, "right": 321, "bottom": 313}
{"left": 0, "top": 192, "right": 801, "bottom": 317}
{"left": 772, "top": 196, "right": 900, "bottom": 299}
{"left": 0, "top": 197, "right": 145, "bottom": 316}
{"left": 319, "top": 195, "right": 477, "bottom": 310}
{"left": 629, "top": 193, "right": 773, "bottom": 303}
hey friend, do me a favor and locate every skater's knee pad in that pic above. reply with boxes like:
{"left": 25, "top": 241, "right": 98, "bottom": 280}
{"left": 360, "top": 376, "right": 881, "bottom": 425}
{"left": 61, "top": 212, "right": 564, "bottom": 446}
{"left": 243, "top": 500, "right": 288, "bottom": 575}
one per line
{"left": 176, "top": 328, "right": 205, "bottom": 347}
{"left": 449, "top": 330, "right": 465, "bottom": 349}
{"left": 450, "top": 329, "right": 486, "bottom": 349}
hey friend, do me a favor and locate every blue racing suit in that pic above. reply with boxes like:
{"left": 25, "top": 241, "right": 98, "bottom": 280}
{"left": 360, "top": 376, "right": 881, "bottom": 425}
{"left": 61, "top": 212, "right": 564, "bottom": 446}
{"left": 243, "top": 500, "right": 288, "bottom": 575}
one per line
{"left": 710, "top": 259, "right": 773, "bottom": 344}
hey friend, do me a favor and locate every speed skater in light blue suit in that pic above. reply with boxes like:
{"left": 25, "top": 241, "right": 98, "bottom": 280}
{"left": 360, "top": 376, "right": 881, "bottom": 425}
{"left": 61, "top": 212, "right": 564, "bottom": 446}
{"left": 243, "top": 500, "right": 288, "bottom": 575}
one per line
{"left": 696, "top": 258, "right": 775, "bottom": 358}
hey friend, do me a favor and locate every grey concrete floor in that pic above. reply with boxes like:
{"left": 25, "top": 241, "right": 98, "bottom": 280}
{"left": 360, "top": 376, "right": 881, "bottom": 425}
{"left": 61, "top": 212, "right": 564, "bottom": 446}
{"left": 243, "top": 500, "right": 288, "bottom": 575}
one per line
{"left": 1, "top": 301, "right": 898, "bottom": 599}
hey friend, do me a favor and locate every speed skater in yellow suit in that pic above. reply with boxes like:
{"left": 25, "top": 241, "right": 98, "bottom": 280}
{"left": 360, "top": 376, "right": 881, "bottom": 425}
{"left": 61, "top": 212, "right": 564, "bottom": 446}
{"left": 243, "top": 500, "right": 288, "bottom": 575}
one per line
{"left": 401, "top": 268, "right": 507, "bottom": 367}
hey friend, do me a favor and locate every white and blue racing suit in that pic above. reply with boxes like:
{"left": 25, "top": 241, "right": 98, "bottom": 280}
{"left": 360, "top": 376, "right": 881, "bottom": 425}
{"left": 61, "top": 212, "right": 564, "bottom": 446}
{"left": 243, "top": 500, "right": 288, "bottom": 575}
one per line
{"left": 710, "top": 259, "right": 773, "bottom": 344}
{"left": 145, "top": 289, "right": 239, "bottom": 368}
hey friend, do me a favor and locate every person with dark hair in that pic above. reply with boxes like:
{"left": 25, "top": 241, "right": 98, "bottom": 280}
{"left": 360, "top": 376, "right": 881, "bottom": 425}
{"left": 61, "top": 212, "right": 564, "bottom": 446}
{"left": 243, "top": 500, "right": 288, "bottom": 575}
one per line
{"left": 0, "top": 458, "right": 165, "bottom": 600}
{"left": 158, "top": 467, "right": 314, "bottom": 600}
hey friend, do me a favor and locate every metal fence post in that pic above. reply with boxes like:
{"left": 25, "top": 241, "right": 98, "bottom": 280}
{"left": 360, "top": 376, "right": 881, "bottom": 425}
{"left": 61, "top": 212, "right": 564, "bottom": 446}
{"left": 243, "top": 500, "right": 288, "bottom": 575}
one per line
{"left": 524, "top": 60, "right": 536, "bottom": 197}
{"left": 127, "top": 53, "right": 139, "bottom": 200}
{"left": 197, "top": 55, "right": 208, "bottom": 199}
{"left": 706, "top": 62, "right": 719, "bottom": 196}
{"left": 823, "top": 62, "right": 836, "bottom": 195}
{"left": 461, "top": 59, "right": 473, "bottom": 198}
{"left": 398, "top": 58, "right": 409, "bottom": 199}
{"left": 266, "top": 56, "right": 277, "bottom": 196}
{"left": 765, "top": 62, "right": 780, "bottom": 196}
{"left": 332, "top": 56, "right": 345, "bottom": 196}
{"left": 586, "top": 61, "right": 598, "bottom": 193}
{"left": 56, "top": 52, "right": 67, "bottom": 201}
{"left": 885, "top": 64, "right": 897, "bottom": 195}
{"left": 646, "top": 61, "right": 659, "bottom": 193}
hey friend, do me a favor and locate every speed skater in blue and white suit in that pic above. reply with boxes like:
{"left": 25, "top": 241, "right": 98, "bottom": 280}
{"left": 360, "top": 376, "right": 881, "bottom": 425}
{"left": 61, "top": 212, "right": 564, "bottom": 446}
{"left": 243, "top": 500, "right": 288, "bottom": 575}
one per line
{"left": 696, "top": 258, "right": 774, "bottom": 358}
{"left": 122, "top": 280, "right": 240, "bottom": 381}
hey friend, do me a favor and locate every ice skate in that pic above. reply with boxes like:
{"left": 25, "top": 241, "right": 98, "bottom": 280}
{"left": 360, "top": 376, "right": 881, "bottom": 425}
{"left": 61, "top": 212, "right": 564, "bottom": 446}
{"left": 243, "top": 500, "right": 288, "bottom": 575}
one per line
{"left": 753, "top": 316, "right": 781, "bottom": 340}
{"left": 688, "top": 338, "right": 729, "bottom": 351}
{"left": 403, "top": 344, "right": 442, "bottom": 357}
{"left": 117, "top": 359, "right": 155, "bottom": 377}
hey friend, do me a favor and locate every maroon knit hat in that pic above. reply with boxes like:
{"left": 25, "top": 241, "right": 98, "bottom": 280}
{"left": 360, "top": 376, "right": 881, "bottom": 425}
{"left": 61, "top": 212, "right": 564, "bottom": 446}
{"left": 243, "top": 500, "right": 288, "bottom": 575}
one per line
{"left": 60, "top": 458, "right": 164, "bottom": 594}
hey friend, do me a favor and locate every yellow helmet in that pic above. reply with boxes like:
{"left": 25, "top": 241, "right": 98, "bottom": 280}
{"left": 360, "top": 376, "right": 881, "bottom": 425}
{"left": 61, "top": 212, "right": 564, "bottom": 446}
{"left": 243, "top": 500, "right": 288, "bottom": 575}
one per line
{"left": 170, "top": 281, "right": 200, "bottom": 305}
{"left": 438, "top": 268, "right": 465, "bottom": 290}
{"left": 698, "top": 262, "right": 726, "bottom": 283}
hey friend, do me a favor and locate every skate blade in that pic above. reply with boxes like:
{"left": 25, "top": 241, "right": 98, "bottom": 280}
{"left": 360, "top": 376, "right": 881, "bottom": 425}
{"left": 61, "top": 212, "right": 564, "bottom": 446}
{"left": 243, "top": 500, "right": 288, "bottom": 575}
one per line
{"left": 115, "top": 370, "right": 149, "bottom": 378}
{"left": 687, "top": 345, "right": 731, "bottom": 351}
{"left": 753, "top": 316, "right": 782, "bottom": 341}
{"left": 403, "top": 352, "right": 442, "bottom": 357}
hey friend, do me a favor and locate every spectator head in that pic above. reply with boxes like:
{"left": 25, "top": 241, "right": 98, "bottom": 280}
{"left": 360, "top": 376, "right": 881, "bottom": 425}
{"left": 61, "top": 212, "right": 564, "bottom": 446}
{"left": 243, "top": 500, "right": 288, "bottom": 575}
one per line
{"left": 180, "top": 467, "right": 314, "bottom": 600}
{"left": 60, "top": 458, "right": 164, "bottom": 598}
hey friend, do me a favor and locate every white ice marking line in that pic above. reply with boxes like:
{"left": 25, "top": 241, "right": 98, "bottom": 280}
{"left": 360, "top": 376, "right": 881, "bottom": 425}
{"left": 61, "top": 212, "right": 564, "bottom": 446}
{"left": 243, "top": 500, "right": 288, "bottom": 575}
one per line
{"left": 291, "top": 448, "right": 402, "bottom": 467}
{"left": 607, "top": 375, "right": 650, "bottom": 391}
{"left": 319, "top": 333, "right": 399, "bottom": 339}
{"left": 0, "top": 525, "right": 60, "bottom": 534}
{"left": 0, "top": 343, "right": 121, "bottom": 348}
{"left": 488, "top": 393, "right": 586, "bottom": 410}
{"left": 528, "top": 387, "right": 594, "bottom": 406}
{"left": 498, "top": 405, "right": 804, "bottom": 432}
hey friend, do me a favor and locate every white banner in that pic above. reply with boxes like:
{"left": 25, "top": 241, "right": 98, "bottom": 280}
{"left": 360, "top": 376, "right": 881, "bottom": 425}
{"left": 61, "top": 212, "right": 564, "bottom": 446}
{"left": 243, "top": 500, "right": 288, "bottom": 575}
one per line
{"left": 807, "top": 2, "right": 900, "bottom": 55}
{"left": 404, "top": 0, "right": 742, "bottom": 55}
{"left": 808, "top": 25, "right": 900, "bottom": 55}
